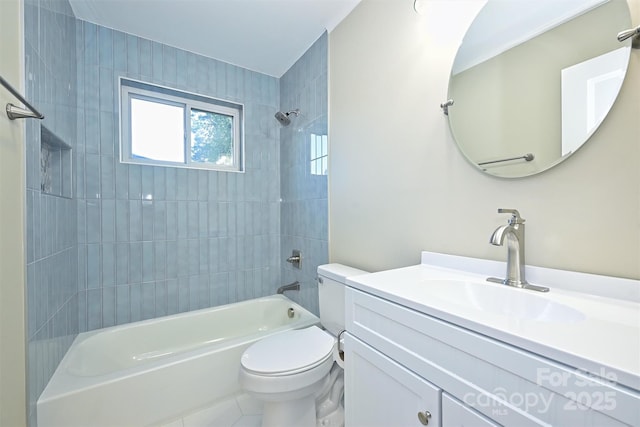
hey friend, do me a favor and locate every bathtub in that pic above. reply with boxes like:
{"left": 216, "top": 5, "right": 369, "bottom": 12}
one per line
{"left": 37, "top": 295, "right": 319, "bottom": 427}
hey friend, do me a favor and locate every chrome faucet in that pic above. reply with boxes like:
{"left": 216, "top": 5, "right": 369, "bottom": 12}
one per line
{"left": 488, "top": 209, "right": 549, "bottom": 292}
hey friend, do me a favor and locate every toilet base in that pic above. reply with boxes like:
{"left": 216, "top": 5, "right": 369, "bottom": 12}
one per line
{"left": 262, "top": 394, "right": 316, "bottom": 427}
{"left": 316, "top": 364, "right": 344, "bottom": 427}
{"left": 245, "top": 375, "right": 328, "bottom": 427}
{"left": 316, "top": 402, "right": 344, "bottom": 427}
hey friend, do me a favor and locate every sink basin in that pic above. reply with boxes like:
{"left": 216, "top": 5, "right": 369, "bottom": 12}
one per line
{"left": 423, "top": 279, "right": 586, "bottom": 323}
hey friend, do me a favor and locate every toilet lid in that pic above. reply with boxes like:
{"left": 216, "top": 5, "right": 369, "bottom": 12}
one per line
{"left": 241, "top": 326, "right": 335, "bottom": 375}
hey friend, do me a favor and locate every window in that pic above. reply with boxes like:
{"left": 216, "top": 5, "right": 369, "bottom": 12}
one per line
{"left": 310, "top": 133, "right": 328, "bottom": 176}
{"left": 120, "top": 78, "right": 243, "bottom": 171}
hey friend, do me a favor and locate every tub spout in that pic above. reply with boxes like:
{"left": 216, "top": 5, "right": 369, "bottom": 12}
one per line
{"left": 277, "top": 281, "right": 300, "bottom": 294}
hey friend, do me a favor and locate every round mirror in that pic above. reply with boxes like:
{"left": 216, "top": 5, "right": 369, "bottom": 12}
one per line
{"left": 447, "top": 0, "right": 632, "bottom": 178}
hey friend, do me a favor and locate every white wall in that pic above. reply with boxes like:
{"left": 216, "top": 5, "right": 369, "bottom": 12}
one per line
{"left": 0, "top": 0, "right": 27, "bottom": 425}
{"left": 328, "top": 0, "right": 640, "bottom": 279}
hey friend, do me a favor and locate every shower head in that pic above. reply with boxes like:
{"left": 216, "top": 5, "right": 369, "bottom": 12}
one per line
{"left": 274, "top": 109, "right": 300, "bottom": 126}
{"left": 617, "top": 25, "right": 640, "bottom": 48}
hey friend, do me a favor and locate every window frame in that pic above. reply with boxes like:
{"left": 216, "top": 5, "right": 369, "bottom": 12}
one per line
{"left": 119, "top": 77, "right": 244, "bottom": 172}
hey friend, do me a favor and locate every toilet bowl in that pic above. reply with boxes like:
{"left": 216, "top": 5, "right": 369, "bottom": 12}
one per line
{"left": 239, "top": 264, "right": 368, "bottom": 427}
{"left": 239, "top": 327, "right": 336, "bottom": 427}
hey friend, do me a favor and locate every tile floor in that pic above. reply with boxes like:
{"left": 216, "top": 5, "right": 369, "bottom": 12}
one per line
{"left": 159, "top": 393, "right": 263, "bottom": 427}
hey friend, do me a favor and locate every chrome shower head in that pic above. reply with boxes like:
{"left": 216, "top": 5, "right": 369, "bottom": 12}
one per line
{"left": 274, "top": 109, "right": 300, "bottom": 126}
{"left": 274, "top": 111, "right": 291, "bottom": 126}
{"left": 617, "top": 25, "right": 640, "bottom": 48}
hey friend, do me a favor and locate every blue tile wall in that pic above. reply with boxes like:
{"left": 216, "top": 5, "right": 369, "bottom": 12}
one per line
{"left": 279, "top": 33, "right": 329, "bottom": 315}
{"left": 24, "top": 0, "right": 79, "bottom": 425}
{"left": 74, "top": 22, "right": 283, "bottom": 332}
{"left": 23, "top": 5, "right": 327, "bottom": 425}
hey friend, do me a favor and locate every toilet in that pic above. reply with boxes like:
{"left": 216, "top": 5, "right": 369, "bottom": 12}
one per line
{"left": 239, "top": 264, "right": 367, "bottom": 427}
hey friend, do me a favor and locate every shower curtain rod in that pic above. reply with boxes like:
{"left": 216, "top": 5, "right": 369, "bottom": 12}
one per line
{"left": 0, "top": 74, "right": 44, "bottom": 120}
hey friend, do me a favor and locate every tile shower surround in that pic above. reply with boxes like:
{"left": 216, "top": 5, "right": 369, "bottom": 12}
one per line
{"left": 75, "top": 21, "right": 282, "bottom": 331}
{"left": 24, "top": 0, "right": 328, "bottom": 425}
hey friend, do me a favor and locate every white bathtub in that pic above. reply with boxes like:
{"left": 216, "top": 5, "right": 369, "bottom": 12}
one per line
{"left": 37, "top": 295, "right": 319, "bottom": 427}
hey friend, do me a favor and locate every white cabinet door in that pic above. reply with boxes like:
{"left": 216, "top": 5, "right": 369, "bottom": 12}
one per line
{"left": 345, "top": 333, "right": 441, "bottom": 427}
{"left": 442, "top": 393, "right": 500, "bottom": 427}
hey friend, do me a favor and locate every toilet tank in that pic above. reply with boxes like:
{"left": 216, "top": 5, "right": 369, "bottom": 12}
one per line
{"left": 317, "top": 264, "right": 368, "bottom": 336}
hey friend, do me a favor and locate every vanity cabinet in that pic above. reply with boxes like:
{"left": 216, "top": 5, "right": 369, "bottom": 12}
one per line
{"left": 344, "top": 287, "right": 638, "bottom": 427}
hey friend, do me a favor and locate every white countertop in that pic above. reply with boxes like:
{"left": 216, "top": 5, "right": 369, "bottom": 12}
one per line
{"left": 346, "top": 252, "right": 640, "bottom": 391}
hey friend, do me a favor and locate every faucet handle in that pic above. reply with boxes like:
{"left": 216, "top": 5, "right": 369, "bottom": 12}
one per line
{"left": 497, "top": 208, "right": 525, "bottom": 224}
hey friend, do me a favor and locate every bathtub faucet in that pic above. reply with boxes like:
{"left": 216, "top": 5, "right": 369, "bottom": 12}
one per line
{"left": 277, "top": 281, "right": 300, "bottom": 294}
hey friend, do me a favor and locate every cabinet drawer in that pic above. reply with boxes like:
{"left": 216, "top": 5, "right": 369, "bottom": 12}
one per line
{"left": 345, "top": 333, "right": 441, "bottom": 427}
{"left": 442, "top": 393, "right": 500, "bottom": 427}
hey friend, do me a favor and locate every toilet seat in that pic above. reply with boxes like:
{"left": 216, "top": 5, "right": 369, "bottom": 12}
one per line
{"left": 241, "top": 326, "right": 335, "bottom": 376}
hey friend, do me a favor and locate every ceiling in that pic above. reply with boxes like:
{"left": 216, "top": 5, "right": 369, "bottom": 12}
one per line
{"left": 69, "top": 0, "right": 361, "bottom": 77}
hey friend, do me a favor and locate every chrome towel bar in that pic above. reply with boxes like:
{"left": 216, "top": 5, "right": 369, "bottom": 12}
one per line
{"left": 0, "top": 74, "right": 44, "bottom": 120}
{"left": 478, "top": 153, "right": 534, "bottom": 166}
